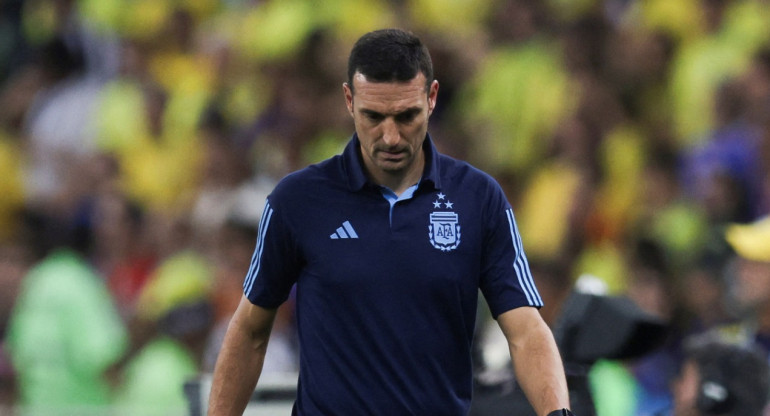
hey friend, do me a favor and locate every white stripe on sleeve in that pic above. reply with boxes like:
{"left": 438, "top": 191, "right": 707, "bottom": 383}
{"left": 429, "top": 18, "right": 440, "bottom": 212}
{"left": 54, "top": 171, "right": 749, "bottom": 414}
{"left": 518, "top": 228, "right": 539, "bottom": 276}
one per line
{"left": 506, "top": 209, "right": 543, "bottom": 306}
{"left": 244, "top": 202, "right": 274, "bottom": 295}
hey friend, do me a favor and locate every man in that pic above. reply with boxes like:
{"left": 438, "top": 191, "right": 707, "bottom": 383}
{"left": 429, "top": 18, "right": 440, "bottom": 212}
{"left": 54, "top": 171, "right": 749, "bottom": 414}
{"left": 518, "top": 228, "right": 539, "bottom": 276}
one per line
{"left": 208, "top": 28, "right": 572, "bottom": 416}
{"left": 725, "top": 215, "right": 770, "bottom": 324}
{"left": 662, "top": 216, "right": 770, "bottom": 415}
{"left": 670, "top": 338, "right": 768, "bottom": 416}
{"left": 711, "top": 215, "right": 770, "bottom": 354}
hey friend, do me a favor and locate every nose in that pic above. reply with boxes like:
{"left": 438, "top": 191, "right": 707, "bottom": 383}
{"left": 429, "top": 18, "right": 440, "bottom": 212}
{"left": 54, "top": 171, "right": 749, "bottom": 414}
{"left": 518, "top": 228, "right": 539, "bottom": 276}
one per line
{"left": 381, "top": 119, "right": 400, "bottom": 146}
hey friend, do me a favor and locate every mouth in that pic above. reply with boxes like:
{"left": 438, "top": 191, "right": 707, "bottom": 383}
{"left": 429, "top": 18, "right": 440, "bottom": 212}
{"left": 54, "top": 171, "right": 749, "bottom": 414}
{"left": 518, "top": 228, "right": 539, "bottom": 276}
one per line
{"left": 378, "top": 148, "right": 406, "bottom": 161}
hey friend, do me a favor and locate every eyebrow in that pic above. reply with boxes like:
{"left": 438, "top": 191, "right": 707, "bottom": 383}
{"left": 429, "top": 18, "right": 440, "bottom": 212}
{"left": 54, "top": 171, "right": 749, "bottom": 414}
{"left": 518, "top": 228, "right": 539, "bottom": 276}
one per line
{"left": 360, "top": 107, "right": 422, "bottom": 119}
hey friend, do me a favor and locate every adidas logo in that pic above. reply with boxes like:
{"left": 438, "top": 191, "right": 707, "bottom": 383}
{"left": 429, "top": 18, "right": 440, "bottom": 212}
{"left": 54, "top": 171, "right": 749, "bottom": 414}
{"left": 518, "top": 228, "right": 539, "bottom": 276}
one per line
{"left": 330, "top": 221, "right": 358, "bottom": 239}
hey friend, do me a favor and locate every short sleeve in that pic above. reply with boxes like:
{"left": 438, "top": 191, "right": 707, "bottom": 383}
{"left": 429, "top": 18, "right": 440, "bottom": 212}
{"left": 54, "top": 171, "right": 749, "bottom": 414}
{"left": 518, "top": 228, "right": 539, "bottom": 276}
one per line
{"left": 479, "top": 184, "right": 543, "bottom": 318}
{"left": 243, "top": 198, "right": 302, "bottom": 308}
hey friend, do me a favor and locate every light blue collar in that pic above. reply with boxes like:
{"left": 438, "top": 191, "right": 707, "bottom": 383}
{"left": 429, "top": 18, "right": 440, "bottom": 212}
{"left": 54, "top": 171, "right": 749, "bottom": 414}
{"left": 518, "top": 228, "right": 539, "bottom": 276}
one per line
{"left": 380, "top": 183, "right": 419, "bottom": 225}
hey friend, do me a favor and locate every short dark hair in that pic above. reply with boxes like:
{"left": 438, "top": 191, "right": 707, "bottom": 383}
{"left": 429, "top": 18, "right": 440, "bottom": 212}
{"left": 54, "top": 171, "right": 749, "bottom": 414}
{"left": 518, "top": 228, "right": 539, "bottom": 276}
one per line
{"left": 347, "top": 28, "right": 433, "bottom": 93}
{"left": 686, "top": 339, "right": 769, "bottom": 415}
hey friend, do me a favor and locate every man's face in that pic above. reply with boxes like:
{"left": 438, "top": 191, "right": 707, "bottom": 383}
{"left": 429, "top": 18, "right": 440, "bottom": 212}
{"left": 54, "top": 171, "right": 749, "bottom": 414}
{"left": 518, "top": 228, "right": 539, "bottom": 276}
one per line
{"left": 343, "top": 72, "right": 438, "bottom": 187}
{"left": 732, "top": 258, "right": 770, "bottom": 311}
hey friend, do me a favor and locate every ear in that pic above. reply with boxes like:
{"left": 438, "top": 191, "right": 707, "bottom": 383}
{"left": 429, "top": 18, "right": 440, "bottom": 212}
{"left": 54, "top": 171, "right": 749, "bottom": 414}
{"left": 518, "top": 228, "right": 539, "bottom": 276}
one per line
{"left": 343, "top": 83, "right": 354, "bottom": 117}
{"left": 428, "top": 80, "right": 439, "bottom": 116}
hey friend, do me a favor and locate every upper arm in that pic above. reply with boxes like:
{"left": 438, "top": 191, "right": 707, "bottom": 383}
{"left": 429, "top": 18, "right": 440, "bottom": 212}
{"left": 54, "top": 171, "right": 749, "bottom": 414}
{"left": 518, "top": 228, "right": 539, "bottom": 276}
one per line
{"left": 229, "top": 295, "right": 279, "bottom": 341}
{"left": 496, "top": 306, "right": 551, "bottom": 349}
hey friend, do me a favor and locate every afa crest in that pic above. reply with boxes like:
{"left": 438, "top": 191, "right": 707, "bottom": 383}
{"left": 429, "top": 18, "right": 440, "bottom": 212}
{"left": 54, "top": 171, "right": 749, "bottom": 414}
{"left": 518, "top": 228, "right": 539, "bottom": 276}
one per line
{"left": 429, "top": 212, "right": 461, "bottom": 251}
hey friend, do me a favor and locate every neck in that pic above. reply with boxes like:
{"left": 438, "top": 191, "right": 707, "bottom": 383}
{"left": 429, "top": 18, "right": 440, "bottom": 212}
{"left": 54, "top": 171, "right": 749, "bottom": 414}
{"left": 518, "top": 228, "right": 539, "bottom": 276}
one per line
{"left": 363, "top": 146, "right": 425, "bottom": 196}
{"left": 379, "top": 156, "right": 424, "bottom": 196}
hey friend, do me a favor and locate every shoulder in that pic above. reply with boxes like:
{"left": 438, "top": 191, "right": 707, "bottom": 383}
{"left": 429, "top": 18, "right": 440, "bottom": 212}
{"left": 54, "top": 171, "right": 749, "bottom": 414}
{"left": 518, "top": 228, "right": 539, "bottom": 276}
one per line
{"left": 268, "top": 155, "right": 346, "bottom": 207}
{"left": 437, "top": 152, "right": 489, "bottom": 181}
{"left": 437, "top": 153, "right": 507, "bottom": 199}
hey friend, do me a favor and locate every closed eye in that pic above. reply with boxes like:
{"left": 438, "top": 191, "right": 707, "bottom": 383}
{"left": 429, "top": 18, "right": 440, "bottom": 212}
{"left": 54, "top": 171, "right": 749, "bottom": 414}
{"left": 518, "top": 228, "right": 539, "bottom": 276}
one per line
{"left": 361, "top": 110, "right": 385, "bottom": 122}
{"left": 395, "top": 109, "right": 420, "bottom": 123}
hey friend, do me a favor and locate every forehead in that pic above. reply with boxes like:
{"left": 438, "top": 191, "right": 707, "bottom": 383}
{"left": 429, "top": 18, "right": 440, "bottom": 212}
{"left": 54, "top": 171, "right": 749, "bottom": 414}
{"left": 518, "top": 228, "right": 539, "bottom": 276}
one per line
{"left": 739, "top": 258, "right": 770, "bottom": 272}
{"left": 351, "top": 72, "right": 428, "bottom": 110}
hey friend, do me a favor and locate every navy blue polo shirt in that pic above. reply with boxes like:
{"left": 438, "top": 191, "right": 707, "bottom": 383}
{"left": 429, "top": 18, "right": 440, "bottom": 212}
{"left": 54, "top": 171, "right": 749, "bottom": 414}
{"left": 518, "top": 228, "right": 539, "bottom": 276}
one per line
{"left": 243, "top": 134, "right": 542, "bottom": 415}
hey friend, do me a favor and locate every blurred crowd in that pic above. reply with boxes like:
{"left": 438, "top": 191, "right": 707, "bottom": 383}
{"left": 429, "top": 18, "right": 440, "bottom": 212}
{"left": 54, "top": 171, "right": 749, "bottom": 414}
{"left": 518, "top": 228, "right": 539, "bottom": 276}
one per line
{"left": 0, "top": 0, "right": 769, "bottom": 414}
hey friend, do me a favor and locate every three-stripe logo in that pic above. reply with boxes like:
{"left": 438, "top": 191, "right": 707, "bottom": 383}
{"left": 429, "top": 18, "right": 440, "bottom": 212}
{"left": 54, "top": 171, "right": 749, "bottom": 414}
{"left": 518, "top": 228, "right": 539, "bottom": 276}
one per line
{"left": 330, "top": 221, "right": 358, "bottom": 239}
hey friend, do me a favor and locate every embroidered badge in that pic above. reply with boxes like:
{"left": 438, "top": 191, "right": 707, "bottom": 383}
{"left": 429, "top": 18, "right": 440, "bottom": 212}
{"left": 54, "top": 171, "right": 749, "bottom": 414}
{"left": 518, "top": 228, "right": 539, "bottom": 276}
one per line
{"left": 429, "top": 193, "right": 461, "bottom": 251}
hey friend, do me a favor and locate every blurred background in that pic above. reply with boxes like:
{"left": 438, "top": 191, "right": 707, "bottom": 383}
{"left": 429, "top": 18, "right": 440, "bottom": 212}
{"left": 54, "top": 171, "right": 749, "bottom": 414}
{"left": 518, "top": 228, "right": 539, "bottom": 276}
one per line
{"left": 0, "top": 0, "right": 769, "bottom": 415}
